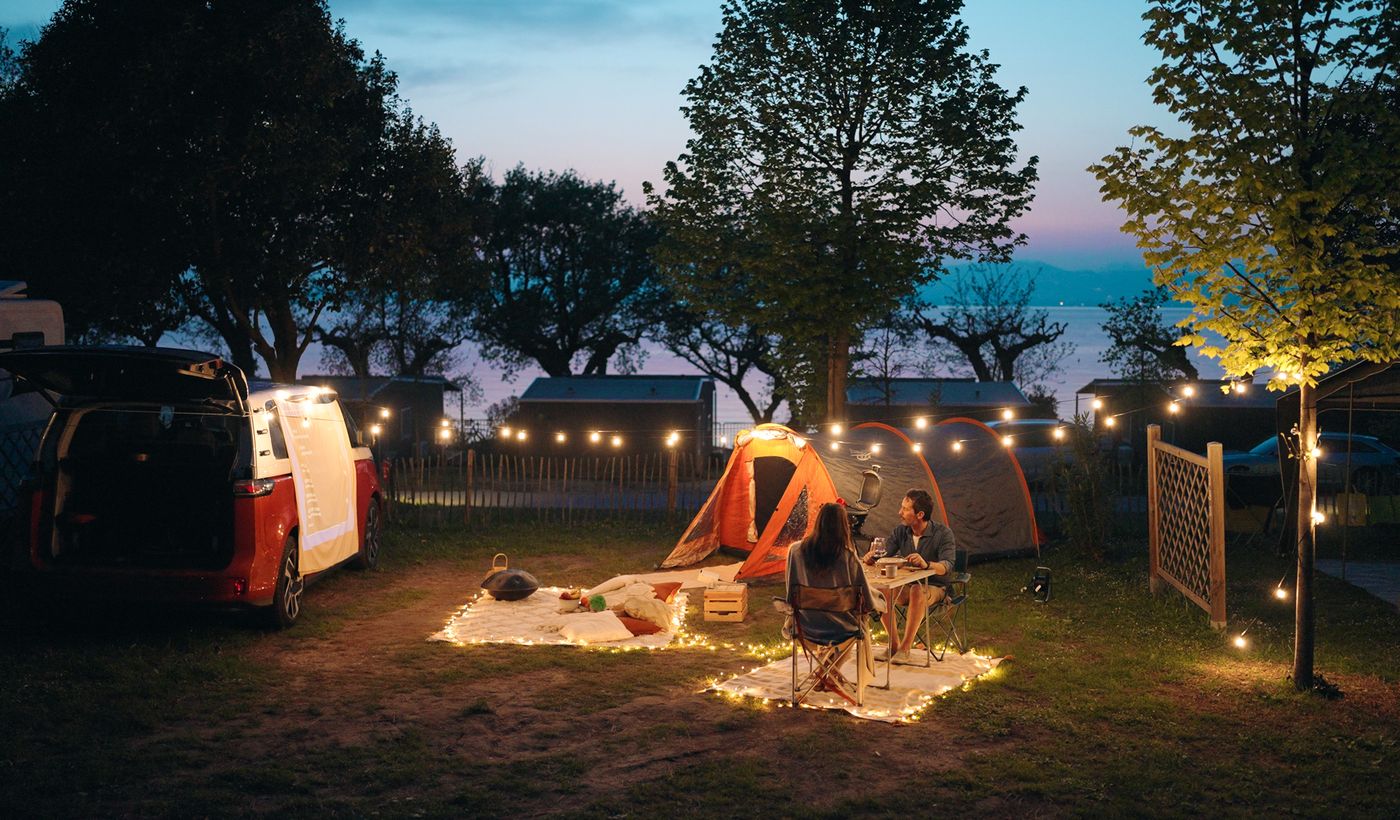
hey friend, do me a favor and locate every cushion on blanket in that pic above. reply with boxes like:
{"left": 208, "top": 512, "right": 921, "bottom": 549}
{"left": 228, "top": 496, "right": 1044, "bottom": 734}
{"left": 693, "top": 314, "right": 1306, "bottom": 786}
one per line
{"left": 557, "top": 610, "right": 634, "bottom": 643}
{"left": 616, "top": 615, "right": 663, "bottom": 636}
{"left": 650, "top": 582, "right": 682, "bottom": 604}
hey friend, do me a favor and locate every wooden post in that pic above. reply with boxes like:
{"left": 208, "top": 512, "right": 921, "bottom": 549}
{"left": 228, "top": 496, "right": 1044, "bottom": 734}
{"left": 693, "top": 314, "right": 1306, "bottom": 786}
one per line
{"left": 667, "top": 447, "right": 679, "bottom": 517}
{"left": 465, "top": 449, "right": 475, "bottom": 525}
{"left": 1147, "top": 424, "right": 1162, "bottom": 596}
{"left": 1207, "top": 441, "right": 1227, "bottom": 630}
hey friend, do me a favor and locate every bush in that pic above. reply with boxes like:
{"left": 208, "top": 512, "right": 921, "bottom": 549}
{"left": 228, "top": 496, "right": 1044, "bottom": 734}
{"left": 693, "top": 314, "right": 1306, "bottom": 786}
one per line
{"left": 1054, "top": 414, "right": 1118, "bottom": 560}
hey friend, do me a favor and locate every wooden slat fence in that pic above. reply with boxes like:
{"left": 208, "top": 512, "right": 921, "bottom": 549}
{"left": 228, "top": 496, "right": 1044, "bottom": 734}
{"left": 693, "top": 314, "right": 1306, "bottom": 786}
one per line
{"left": 383, "top": 449, "right": 726, "bottom": 528}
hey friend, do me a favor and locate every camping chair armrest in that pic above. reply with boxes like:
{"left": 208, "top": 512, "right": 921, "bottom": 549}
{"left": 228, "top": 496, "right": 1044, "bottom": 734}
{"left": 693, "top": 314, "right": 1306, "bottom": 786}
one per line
{"left": 771, "top": 597, "right": 794, "bottom": 616}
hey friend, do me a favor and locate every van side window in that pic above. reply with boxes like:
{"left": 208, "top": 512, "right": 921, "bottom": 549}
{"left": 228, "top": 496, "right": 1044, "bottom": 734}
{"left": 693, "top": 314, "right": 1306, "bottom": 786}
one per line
{"left": 338, "top": 403, "right": 360, "bottom": 447}
{"left": 264, "top": 406, "right": 289, "bottom": 460}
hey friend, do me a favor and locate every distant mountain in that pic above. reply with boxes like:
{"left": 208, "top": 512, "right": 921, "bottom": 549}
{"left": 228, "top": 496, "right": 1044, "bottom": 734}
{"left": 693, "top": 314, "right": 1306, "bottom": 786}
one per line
{"left": 919, "top": 260, "right": 1155, "bottom": 307}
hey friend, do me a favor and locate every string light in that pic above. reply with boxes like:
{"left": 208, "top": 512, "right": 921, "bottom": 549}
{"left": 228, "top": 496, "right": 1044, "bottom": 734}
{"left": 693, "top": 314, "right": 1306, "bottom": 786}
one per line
{"left": 1091, "top": 397, "right": 1103, "bottom": 410}
{"left": 440, "top": 418, "right": 451, "bottom": 428}
{"left": 719, "top": 435, "right": 728, "bottom": 446}
{"left": 1052, "top": 427, "right": 1065, "bottom": 441}
{"left": 1104, "top": 416, "right": 1117, "bottom": 428}
{"left": 611, "top": 435, "right": 623, "bottom": 448}
{"left": 914, "top": 417, "right": 928, "bottom": 430}
{"left": 829, "top": 440, "right": 840, "bottom": 451}
{"left": 380, "top": 408, "right": 392, "bottom": 419}
{"left": 870, "top": 442, "right": 881, "bottom": 454}
{"left": 589, "top": 431, "right": 602, "bottom": 443}
{"left": 1309, "top": 445, "right": 1322, "bottom": 459}
{"left": 1182, "top": 385, "right": 1196, "bottom": 398}
{"left": 555, "top": 432, "right": 567, "bottom": 443}
{"left": 830, "top": 423, "right": 843, "bottom": 436}
{"left": 952, "top": 441, "right": 963, "bottom": 453}
{"left": 1274, "top": 585, "right": 1289, "bottom": 601}
{"left": 1312, "top": 509, "right": 1326, "bottom": 525}
{"left": 500, "top": 426, "right": 513, "bottom": 439}
{"left": 369, "top": 423, "right": 381, "bottom": 436}
{"left": 439, "top": 427, "right": 451, "bottom": 441}
{"left": 515, "top": 429, "right": 527, "bottom": 441}
{"left": 1001, "top": 436, "right": 1014, "bottom": 448}
{"left": 1168, "top": 401, "right": 1181, "bottom": 414}
{"left": 1001, "top": 408, "right": 1015, "bottom": 421}
{"left": 911, "top": 442, "right": 922, "bottom": 453}
{"left": 1233, "top": 631, "right": 1248, "bottom": 649}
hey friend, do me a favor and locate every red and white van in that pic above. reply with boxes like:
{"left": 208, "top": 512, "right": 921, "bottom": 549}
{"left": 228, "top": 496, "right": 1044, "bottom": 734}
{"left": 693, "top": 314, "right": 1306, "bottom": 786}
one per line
{"left": 1, "top": 346, "right": 382, "bottom": 627}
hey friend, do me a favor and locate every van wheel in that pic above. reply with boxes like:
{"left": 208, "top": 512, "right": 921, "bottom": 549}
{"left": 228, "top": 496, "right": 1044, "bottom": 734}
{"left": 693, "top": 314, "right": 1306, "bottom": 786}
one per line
{"left": 264, "top": 535, "right": 303, "bottom": 629}
{"left": 354, "top": 503, "right": 381, "bottom": 571}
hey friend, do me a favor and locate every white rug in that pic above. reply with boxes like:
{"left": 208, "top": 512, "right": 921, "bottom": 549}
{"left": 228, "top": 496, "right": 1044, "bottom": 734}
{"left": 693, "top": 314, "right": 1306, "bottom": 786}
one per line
{"left": 430, "top": 586, "right": 688, "bottom": 650}
{"left": 711, "top": 651, "right": 1003, "bottom": 723}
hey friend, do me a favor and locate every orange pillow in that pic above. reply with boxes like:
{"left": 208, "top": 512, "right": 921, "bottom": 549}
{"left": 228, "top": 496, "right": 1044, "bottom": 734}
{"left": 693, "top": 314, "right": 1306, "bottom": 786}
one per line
{"left": 651, "top": 582, "right": 683, "bottom": 604}
{"left": 617, "top": 615, "right": 663, "bottom": 636}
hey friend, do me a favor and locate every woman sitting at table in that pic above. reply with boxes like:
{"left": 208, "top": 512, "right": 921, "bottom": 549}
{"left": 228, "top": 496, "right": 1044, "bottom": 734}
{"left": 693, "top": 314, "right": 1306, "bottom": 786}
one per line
{"left": 784, "top": 502, "right": 886, "bottom": 645}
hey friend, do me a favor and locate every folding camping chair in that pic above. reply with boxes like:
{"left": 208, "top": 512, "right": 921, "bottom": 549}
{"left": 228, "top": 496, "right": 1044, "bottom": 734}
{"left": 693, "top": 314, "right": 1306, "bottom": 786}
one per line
{"left": 923, "top": 548, "right": 971, "bottom": 662}
{"left": 775, "top": 584, "right": 872, "bottom": 707}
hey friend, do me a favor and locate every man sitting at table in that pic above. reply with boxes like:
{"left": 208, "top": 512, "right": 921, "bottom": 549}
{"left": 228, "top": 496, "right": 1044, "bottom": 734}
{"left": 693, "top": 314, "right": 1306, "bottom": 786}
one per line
{"left": 861, "top": 488, "right": 956, "bottom": 663}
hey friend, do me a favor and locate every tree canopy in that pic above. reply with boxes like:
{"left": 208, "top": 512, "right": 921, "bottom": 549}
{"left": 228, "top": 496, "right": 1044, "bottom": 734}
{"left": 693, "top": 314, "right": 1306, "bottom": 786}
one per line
{"left": 649, "top": 0, "right": 1037, "bottom": 423}
{"left": 1091, "top": 0, "right": 1400, "bottom": 689}
{"left": 0, "top": 0, "right": 477, "bottom": 381}
{"left": 471, "top": 167, "right": 663, "bottom": 378}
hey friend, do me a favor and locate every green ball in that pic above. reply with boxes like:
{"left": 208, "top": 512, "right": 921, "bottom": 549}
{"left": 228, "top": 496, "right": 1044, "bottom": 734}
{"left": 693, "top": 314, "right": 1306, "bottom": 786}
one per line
{"left": 588, "top": 594, "right": 607, "bottom": 612}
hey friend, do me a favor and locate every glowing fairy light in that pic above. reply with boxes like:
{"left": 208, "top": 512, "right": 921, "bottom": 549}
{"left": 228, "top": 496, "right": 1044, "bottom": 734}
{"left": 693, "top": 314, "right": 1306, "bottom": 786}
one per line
{"left": 1168, "top": 401, "right": 1180, "bottom": 414}
{"left": 1001, "top": 436, "right": 1014, "bottom": 447}
{"left": 829, "top": 441, "right": 840, "bottom": 451}
{"left": 611, "top": 435, "right": 623, "bottom": 448}
{"left": 1182, "top": 385, "right": 1195, "bottom": 398}
{"left": 830, "top": 423, "right": 843, "bottom": 436}
{"left": 589, "top": 431, "right": 602, "bottom": 444}
{"left": 1233, "top": 631, "right": 1248, "bottom": 649}
{"left": 1052, "top": 427, "right": 1065, "bottom": 441}
{"left": 1274, "top": 586, "right": 1289, "bottom": 601}
{"left": 912, "top": 442, "right": 922, "bottom": 453}
{"left": 1104, "top": 416, "right": 1117, "bottom": 428}
{"left": 555, "top": 432, "right": 567, "bottom": 443}
{"left": 515, "top": 429, "right": 527, "bottom": 441}
{"left": 914, "top": 417, "right": 928, "bottom": 430}
{"left": 952, "top": 441, "right": 963, "bottom": 453}
{"left": 500, "top": 426, "right": 513, "bottom": 439}
{"left": 1091, "top": 397, "right": 1103, "bottom": 410}
{"left": 870, "top": 442, "right": 882, "bottom": 454}
{"left": 1312, "top": 509, "right": 1326, "bottom": 525}
{"left": 1001, "top": 408, "right": 1014, "bottom": 421}
{"left": 1309, "top": 445, "right": 1322, "bottom": 459}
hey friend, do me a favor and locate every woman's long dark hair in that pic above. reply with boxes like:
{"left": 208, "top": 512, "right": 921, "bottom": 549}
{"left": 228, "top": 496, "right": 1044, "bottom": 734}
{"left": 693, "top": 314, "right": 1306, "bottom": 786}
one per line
{"left": 800, "top": 502, "right": 853, "bottom": 570}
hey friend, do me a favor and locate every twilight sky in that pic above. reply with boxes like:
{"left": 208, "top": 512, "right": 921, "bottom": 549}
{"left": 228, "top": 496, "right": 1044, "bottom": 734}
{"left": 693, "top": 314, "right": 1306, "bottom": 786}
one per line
{"left": 3, "top": 0, "right": 1165, "bottom": 272}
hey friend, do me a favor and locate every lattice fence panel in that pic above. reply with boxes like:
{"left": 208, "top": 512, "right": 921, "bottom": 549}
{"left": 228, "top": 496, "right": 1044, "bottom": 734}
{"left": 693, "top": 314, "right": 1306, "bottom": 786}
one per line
{"left": 1147, "top": 426, "right": 1226, "bottom": 626}
{"left": 1154, "top": 448, "right": 1213, "bottom": 608}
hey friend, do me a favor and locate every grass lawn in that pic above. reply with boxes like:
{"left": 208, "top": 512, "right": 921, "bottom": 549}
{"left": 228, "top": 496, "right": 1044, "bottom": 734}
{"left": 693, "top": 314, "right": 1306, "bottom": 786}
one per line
{"left": 1, "top": 518, "right": 1397, "bottom": 818}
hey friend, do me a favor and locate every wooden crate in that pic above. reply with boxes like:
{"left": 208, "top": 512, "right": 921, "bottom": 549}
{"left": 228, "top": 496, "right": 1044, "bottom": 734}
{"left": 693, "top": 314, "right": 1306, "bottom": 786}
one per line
{"left": 703, "top": 583, "right": 748, "bottom": 622}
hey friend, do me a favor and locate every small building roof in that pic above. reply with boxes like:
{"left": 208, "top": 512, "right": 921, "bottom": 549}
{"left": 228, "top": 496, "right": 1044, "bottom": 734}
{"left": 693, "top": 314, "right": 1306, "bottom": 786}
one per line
{"left": 519, "top": 375, "right": 712, "bottom": 403}
{"left": 847, "top": 377, "right": 1029, "bottom": 407}
{"left": 1075, "top": 378, "right": 1279, "bottom": 409}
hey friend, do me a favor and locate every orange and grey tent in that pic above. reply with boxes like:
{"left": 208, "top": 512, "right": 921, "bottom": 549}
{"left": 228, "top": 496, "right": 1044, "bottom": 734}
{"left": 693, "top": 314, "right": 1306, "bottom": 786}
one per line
{"left": 661, "top": 424, "right": 839, "bottom": 580}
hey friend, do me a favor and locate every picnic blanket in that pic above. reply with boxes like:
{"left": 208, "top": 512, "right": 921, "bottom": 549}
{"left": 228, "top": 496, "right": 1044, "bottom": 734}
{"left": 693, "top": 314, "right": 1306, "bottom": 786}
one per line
{"left": 431, "top": 586, "right": 689, "bottom": 650}
{"left": 711, "top": 652, "right": 1003, "bottom": 723}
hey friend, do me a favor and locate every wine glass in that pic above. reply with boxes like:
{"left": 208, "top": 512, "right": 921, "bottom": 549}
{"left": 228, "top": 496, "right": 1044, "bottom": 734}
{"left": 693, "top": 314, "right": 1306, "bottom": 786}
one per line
{"left": 871, "top": 537, "right": 887, "bottom": 559}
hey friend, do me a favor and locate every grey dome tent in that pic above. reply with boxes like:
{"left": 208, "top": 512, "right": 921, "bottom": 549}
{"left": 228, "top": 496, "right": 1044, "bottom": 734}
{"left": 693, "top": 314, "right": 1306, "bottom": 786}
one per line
{"left": 815, "top": 420, "right": 1039, "bottom": 560}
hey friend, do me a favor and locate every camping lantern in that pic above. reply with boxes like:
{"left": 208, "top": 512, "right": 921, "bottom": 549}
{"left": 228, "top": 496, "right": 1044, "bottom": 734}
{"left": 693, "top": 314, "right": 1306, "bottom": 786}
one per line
{"left": 1027, "top": 567, "right": 1051, "bottom": 603}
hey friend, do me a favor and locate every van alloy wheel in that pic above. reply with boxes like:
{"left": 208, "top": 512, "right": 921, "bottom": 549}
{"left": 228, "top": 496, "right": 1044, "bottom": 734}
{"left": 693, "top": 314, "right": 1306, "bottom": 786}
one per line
{"left": 265, "top": 535, "right": 303, "bottom": 629}
{"left": 355, "top": 504, "right": 381, "bottom": 570}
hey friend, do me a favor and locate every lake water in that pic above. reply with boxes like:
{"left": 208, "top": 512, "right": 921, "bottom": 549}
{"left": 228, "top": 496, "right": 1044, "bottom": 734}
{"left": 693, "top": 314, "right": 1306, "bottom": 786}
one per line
{"left": 463, "top": 306, "right": 1224, "bottom": 423}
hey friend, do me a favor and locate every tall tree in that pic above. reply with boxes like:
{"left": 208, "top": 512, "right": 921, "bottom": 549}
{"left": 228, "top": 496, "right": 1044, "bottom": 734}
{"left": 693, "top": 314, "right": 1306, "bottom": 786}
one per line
{"left": 1092, "top": 0, "right": 1400, "bottom": 690}
{"left": 1, "top": 1, "right": 472, "bottom": 380}
{"left": 1099, "top": 287, "right": 1199, "bottom": 383}
{"left": 914, "top": 265, "right": 1070, "bottom": 392}
{"left": 649, "top": 0, "right": 1037, "bottom": 424}
{"left": 472, "top": 167, "right": 663, "bottom": 378}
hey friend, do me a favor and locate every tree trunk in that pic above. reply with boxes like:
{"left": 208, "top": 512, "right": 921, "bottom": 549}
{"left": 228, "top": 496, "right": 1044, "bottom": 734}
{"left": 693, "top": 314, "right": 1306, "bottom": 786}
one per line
{"left": 826, "top": 328, "right": 850, "bottom": 423}
{"left": 1292, "top": 380, "right": 1317, "bottom": 690}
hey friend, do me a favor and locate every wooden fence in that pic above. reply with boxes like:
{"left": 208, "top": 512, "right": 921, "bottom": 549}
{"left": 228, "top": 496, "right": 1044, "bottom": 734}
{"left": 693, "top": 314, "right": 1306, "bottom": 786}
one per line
{"left": 1146, "top": 424, "right": 1227, "bottom": 628}
{"left": 383, "top": 449, "right": 728, "bottom": 528}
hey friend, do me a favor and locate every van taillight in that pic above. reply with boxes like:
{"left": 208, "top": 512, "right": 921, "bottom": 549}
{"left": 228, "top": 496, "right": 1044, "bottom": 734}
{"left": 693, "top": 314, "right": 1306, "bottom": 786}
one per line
{"left": 233, "top": 478, "right": 276, "bottom": 497}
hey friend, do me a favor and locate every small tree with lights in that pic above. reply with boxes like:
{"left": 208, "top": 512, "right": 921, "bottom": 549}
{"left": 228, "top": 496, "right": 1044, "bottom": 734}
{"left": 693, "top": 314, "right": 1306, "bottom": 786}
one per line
{"left": 1092, "top": 0, "right": 1400, "bottom": 690}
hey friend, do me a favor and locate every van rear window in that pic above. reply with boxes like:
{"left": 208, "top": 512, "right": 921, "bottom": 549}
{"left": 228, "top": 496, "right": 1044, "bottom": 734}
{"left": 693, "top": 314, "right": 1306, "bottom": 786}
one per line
{"left": 263, "top": 406, "right": 290, "bottom": 460}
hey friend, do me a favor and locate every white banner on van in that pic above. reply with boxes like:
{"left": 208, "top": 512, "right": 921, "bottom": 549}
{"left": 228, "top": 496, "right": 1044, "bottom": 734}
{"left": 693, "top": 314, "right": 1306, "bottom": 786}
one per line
{"left": 275, "top": 397, "right": 359, "bottom": 574}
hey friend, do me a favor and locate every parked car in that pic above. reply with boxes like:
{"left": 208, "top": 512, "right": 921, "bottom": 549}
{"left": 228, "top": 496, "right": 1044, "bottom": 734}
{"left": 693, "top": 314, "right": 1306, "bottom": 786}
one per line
{"left": 1222, "top": 432, "right": 1400, "bottom": 493}
{"left": 987, "top": 419, "right": 1074, "bottom": 485}
{"left": 1, "top": 346, "right": 382, "bottom": 628}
